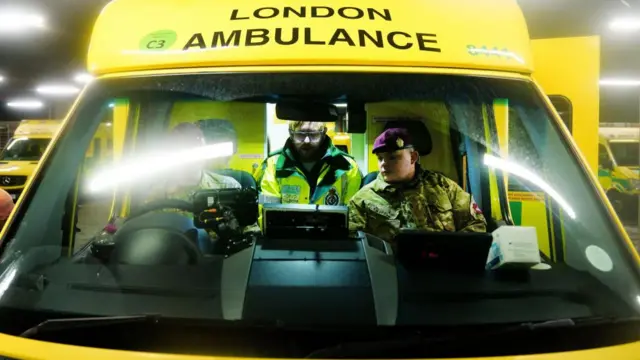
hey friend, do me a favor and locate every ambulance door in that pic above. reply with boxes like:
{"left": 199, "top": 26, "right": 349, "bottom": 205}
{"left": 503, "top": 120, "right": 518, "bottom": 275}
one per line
{"left": 531, "top": 36, "right": 601, "bottom": 172}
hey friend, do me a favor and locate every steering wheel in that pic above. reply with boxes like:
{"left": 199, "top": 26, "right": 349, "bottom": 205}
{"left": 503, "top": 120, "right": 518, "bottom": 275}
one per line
{"left": 125, "top": 199, "right": 195, "bottom": 222}
{"left": 107, "top": 199, "right": 208, "bottom": 265}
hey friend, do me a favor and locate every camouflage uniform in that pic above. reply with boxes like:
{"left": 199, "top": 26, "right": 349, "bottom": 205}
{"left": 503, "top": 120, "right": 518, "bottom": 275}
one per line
{"left": 348, "top": 169, "right": 487, "bottom": 242}
{"left": 145, "top": 170, "right": 260, "bottom": 235}
{"left": 349, "top": 127, "right": 486, "bottom": 243}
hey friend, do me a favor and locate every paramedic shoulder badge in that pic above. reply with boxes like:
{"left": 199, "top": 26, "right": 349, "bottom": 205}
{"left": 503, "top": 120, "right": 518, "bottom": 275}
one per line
{"left": 325, "top": 187, "right": 340, "bottom": 206}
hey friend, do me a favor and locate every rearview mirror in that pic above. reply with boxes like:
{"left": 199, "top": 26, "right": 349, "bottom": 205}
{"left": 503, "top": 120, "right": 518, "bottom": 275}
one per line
{"left": 276, "top": 101, "right": 339, "bottom": 123}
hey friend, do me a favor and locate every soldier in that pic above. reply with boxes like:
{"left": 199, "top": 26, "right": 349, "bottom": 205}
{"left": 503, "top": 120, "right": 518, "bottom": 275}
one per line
{"left": 348, "top": 128, "right": 486, "bottom": 243}
{"left": 256, "top": 120, "right": 361, "bottom": 210}
{"left": 145, "top": 122, "right": 260, "bottom": 252}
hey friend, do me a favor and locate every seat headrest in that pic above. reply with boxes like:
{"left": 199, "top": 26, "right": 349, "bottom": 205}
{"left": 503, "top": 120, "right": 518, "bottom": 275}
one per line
{"left": 362, "top": 171, "right": 379, "bottom": 187}
{"left": 213, "top": 169, "right": 257, "bottom": 190}
{"left": 383, "top": 121, "right": 432, "bottom": 155}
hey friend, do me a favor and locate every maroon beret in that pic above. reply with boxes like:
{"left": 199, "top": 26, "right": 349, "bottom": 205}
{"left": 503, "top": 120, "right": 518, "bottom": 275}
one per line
{"left": 372, "top": 128, "right": 414, "bottom": 154}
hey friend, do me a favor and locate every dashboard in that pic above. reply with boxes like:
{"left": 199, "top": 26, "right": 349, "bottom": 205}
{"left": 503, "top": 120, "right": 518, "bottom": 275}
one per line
{"left": 2, "top": 231, "right": 633, "bottom": 326}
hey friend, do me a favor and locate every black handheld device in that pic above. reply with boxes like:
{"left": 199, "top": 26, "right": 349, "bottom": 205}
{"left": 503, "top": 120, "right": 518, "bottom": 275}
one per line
{"left": 192, "top": 188, "right": 258, "bottom": 230}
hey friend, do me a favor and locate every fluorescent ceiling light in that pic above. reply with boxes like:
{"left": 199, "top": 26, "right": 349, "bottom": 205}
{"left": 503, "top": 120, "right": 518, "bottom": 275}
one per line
{"left": 600, "top": 79, "right": 640, "bottom": 87}
{"left": 74, "top": 73, "right": 93, "bottom": 84}
{"left": 36, "top": 84, "right": 80, "bottom": 96}
{"left": 6, "top": 100, "right": 44, "bottom": 109}
{"left": 0, "top": 11, "right": 45, "bottom": 33}
{"left": 610, "top": 18, "right": 640, "bottom": 31}
{"left": 0, "top": 76, "right": 4, "bottom": 83}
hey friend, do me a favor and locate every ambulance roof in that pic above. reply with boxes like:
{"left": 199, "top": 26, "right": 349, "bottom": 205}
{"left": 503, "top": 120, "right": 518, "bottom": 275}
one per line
{"left": 599, "top": 126, "right": 640, "bottom": 142}
{"left": 87, "top": 0, "right": 533, "bottom": 76}
{"left": 14, "top": 120, "right": 61, "bottom": 137}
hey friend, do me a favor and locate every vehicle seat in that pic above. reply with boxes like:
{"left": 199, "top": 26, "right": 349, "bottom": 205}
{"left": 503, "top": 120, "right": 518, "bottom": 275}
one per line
{"left": 213, "top": 169, "right": 257, "bottom": 190}
{"left": 362, "top": 171, "right": 379, "bottom": 187}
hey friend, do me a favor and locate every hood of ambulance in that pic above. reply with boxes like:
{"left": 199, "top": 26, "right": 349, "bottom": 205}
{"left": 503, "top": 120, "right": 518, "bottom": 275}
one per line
{"left": 627, "top": 166, "right": 640, "bottom": 176}
{"left": 615, "top": 166, "right": 640, "bottom": 180}
{"left": 0, "top": 334, "right": 638, "bottom": 359}
{"left": 0, "top": 161, "right": 38, "bottom": 180}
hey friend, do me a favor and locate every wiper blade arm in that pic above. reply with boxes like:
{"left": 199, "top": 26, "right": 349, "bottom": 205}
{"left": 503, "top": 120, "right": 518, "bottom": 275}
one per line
{"left": 20, "top": 314, "right": 160, "bottom": 338}
{"left": 306, "top": 317, "right": 640, "bottom": 358}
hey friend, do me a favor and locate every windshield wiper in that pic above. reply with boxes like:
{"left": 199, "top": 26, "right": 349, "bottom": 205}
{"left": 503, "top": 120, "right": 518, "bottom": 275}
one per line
{"left": 305, "top": 317, "right": 640, "bottom": 358}
{"left": 20, "top": 314, "right": 160, "bottom": 338}
{"left": 19, "top": 314, "right": 282, "bottom": 339}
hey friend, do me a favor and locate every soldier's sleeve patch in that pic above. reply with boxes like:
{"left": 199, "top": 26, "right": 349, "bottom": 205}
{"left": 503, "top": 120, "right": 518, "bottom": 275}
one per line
{"left": 470, "top": 197, "right": 483, "bottom": 215}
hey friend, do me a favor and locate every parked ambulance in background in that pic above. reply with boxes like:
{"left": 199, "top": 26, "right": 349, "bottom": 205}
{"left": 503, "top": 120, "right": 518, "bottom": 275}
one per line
{"left": 600, "top": 123, "right": 640, "bottom": 176}
{"left": 0, "top": 119, "right": 61, "bottom": 201}
{"left": 598, "top": 124, "right": 640, "bottom": 222}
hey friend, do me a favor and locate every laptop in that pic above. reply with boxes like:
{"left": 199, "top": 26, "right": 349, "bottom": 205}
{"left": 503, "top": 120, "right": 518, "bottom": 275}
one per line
{"left": 394, "top": 229, "right": 494, "bottom": 272}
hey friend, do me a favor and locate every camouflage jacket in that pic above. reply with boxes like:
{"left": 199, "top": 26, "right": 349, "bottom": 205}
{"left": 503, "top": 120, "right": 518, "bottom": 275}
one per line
{"left": 145, "top": 170, "right": 260, "bottom": 234}
{"left": 348, "top": 169, "right": 487, "bottom": 242}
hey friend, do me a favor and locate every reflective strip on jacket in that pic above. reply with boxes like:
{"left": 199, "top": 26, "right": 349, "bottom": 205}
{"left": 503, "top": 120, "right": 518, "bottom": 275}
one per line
{"left": 255, "top": 138, "right": 362, "bottom": 228}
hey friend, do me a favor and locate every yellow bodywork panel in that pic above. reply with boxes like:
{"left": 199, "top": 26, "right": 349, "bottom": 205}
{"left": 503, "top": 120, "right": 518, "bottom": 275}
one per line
{"left": 112, "top": 99, "right": 131, "bottom": 163}
{"left": 530, "top": 36, "right": 600, "bottom": 173}
{"left": 2, "top": 330, "right": 639, "bottom": 360}
{"left": 88, "top": 0, "right": 533, "bottom": 75}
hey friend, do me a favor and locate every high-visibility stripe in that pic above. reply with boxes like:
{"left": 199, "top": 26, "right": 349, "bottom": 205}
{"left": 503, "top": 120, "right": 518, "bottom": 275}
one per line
{"left": 259, "top": 194, "right": 281, "bottom": 204}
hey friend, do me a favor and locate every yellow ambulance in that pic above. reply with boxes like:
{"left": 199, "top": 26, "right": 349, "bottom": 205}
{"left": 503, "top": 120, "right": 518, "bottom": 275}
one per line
{"left": 0, "top": 0, "right": 638, "bottom": 359}
{"left": 601, "top": 124, "right": 640, "bottom": 176}
{"left": 0, "top": 119, "right": 61, "bottom": 201}
{"left": 597, "top": 124, "right": 640, "bottom": 222}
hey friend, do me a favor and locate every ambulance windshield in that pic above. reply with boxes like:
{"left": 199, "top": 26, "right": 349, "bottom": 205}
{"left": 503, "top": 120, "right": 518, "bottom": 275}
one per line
{"left": 610, "top": 142, "right": 640, "bottom": 167}
{"left": 0, "top": 72, "right": 638, "bottom": 352}
{"left": 0, "top": 138, "right": 50, "bottom": 161}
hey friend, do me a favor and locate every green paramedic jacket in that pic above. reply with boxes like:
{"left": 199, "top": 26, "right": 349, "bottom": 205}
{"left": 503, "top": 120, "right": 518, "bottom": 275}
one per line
{"left": 255, "top": 138, "right": 362, "bottom": 227}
